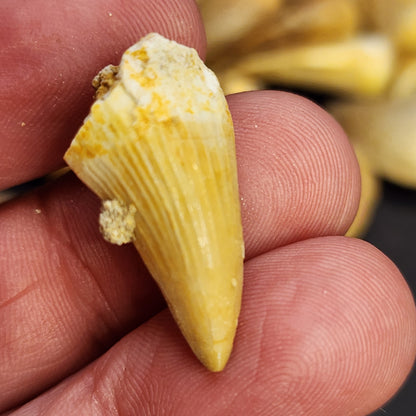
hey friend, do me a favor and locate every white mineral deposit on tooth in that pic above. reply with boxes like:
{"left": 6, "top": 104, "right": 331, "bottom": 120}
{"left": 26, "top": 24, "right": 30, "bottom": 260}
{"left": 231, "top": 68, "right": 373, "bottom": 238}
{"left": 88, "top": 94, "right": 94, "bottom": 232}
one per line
{"left": 64, "top": 33, "right": 244, "bottom": 372}
{"left": 99, "top": 200, "right": 137, "bottom": 245}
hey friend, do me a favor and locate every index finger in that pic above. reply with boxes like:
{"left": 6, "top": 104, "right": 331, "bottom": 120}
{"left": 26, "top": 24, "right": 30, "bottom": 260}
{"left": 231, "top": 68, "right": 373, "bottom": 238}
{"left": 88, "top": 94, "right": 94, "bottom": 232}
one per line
{"left": 0, "top": 0, "right": 206, "bottom": 190}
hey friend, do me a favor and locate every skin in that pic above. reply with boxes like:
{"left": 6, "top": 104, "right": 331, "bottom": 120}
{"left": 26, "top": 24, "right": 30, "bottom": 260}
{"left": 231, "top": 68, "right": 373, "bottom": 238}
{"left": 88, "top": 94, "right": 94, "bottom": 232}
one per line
{"left": 1, "top": 1, "right": 415, "bottom": 415}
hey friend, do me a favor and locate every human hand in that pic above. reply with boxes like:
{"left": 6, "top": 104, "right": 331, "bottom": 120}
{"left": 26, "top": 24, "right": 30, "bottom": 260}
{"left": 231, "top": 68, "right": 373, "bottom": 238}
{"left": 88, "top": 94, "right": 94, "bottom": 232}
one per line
{"left": 1, "top": 1, "right": 415, "bottom": 415}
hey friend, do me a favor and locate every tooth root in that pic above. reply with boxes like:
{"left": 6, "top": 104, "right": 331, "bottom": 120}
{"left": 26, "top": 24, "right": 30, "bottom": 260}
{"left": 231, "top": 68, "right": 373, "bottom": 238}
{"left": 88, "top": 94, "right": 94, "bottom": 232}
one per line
{"left": 64, "top": 33, "right": 244, "bottom": 371}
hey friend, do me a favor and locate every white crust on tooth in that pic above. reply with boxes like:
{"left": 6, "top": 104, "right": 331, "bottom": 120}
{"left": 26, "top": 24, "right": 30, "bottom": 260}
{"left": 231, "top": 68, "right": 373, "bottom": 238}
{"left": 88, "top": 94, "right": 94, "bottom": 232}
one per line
{"left": 120, "top": 33, "right": 225, "bottom": 124}
{"left": 99, "top": 200, "right": 137, "bottom": 245}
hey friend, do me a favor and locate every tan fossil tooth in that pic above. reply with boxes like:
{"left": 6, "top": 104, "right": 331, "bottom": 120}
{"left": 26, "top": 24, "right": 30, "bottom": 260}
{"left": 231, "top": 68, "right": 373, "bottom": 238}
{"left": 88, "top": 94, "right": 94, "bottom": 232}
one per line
{"left": 64, "top": 33, "right": 244, "bottom": 372}
{"left": 329, "top": 95, "right": 416, "bottom": 189}
{"left": 345, "top": 142, "right": 381, "bottom": 238}
{"left": 360, "top": 0, "right": 416, "bottom": 53}
{"left": 217, "top": 68, "right": 266, "bottom": 95}
{"left": 198, "top": 0, "right": 283, "bottom": 59}
{"left": 389, "top": 56, "right": 416, "bottom": 99}
{"left": 243, "top": 0, "right": 360, "bottom": 53}
{"left": 236, "top": 34, "right": 395, "bottom": 98}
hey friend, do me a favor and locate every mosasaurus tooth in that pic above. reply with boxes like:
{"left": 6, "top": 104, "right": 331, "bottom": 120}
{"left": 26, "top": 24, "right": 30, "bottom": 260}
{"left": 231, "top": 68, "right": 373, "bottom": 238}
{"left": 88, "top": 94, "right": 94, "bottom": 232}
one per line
{"left": 64, "top": 33, "right": 244, "bottom": 372}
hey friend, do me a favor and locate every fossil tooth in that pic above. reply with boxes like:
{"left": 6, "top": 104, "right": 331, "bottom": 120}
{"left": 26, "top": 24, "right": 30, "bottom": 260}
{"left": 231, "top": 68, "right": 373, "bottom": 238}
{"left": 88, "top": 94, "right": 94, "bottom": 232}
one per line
{"left": 64, "top": 33, "right": 244, "bottom": 372}
{"left": 235, "top": 34, "right": 395, "bottom": 98}
{"left": 345, "top": 143, "right": 381, "bottom": 238}
{"left": 240, "top": 0, "right": 360, "bottom": 55}
{"left": 198, "top": 0, "right": 283, "bottom": 58}
{"left": 361, "top": 0, "right": 416, "bottom": 53}
{"left": 329, "top": 95, "right": 416, "bottom": 189}
{"left": 217, "top": 68, "right": 266, "bottom": 95}
{"left": 389, "top": 56, "right": 416, "bottom": 99}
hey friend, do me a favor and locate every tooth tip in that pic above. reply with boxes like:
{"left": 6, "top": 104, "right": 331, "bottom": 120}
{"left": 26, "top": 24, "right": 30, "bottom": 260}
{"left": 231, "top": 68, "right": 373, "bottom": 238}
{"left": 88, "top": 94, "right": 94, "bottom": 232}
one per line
{"left": 203, "top": 354, "right": 231, "bottom": 373}
{"left": 194, "top": 338, "right": 234, "bottom": 372}
{"left": 162, "top": 266, "right": 242, "bottom": 371}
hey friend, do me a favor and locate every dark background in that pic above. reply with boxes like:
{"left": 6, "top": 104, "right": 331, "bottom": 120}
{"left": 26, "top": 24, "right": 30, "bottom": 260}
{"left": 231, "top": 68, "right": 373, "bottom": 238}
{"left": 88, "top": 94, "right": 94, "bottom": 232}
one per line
{"left": 365, "top": 183, "right": 416, "bottom": 416}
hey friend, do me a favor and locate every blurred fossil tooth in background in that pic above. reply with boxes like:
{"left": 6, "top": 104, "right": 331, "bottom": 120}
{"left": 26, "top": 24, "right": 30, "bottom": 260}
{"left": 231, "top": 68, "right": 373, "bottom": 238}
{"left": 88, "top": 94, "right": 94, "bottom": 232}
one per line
{"left": 194, "top": 0, "right": 416, "bottom": 241}
{"left": 242, "top": 0, "right": 360, "bottom": 53}
{"left": 274, "top": 0, "right": 360, "bottom": 44}
{"left": 217, "top": 69, "right": 265, "bottom": 95}
{"left": 393, "top": 3, "right": 416, "bottom": 53}
{"left": 205, "top": 0, "right": 360, "bottom": 73}
{"left": 329, "top": 95, "right": 416, "bottom": 189}
{"left": 64, "top": 33, "right": 244, "bottom": 372}
{"left": 345, "top": 143, "right": 382, "bottom": 237}
{"left": 389, "top": 56, "right": 416, "bottom": 98}
{"left": 197, "top": 0, "right": 283, "bottom": 59}
{"left": 361, "top": 0, "right": 416, "bottom": 53}
{"left": 235, "top": 35, "right": 395, "bottom": 98}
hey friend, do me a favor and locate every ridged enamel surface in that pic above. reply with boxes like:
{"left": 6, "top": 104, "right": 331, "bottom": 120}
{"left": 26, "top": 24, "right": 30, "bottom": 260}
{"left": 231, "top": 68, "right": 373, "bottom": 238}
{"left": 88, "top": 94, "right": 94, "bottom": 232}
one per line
{"left": 64, "top": 33, "right": 244, "bottom": 371}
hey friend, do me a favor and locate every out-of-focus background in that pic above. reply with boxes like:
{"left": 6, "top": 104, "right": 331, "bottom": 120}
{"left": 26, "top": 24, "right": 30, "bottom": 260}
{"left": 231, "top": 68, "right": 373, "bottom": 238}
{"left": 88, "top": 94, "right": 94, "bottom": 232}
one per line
{"left": 1, "top": 0, "right": 415, "bottom": 414}
{"left": 196, "top": 0, "right": 416, "bottom": 414}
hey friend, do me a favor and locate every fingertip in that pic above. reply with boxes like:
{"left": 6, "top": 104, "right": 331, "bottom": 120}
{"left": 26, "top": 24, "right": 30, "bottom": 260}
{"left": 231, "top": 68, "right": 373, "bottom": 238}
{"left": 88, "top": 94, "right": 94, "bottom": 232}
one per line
{"left": 10, "top": 237, "right": 416, "bottom": 415}
{"left": 239, "top": 236, "right": 416, "bottom": 415}
{"left": 227, "top": 90, "right": 361, "bottom": 257}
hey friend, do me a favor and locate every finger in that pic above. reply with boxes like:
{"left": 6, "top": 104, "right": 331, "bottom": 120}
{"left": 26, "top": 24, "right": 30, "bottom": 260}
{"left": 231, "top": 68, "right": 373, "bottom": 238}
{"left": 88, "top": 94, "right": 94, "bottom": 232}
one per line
{"left": 11, "top": 238, "right": 416, "bottom": 416}
{"left": 231, "top": 91, "right": 360, "bottom": 257}
{"left": 0, "top": 91, "right": 360, "bottom": 410}
{"left": 0, "top": 0, "right": 205, "bottom": 190}
{"left": 0, "top": 175, "right": 164, "bottom": 412}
